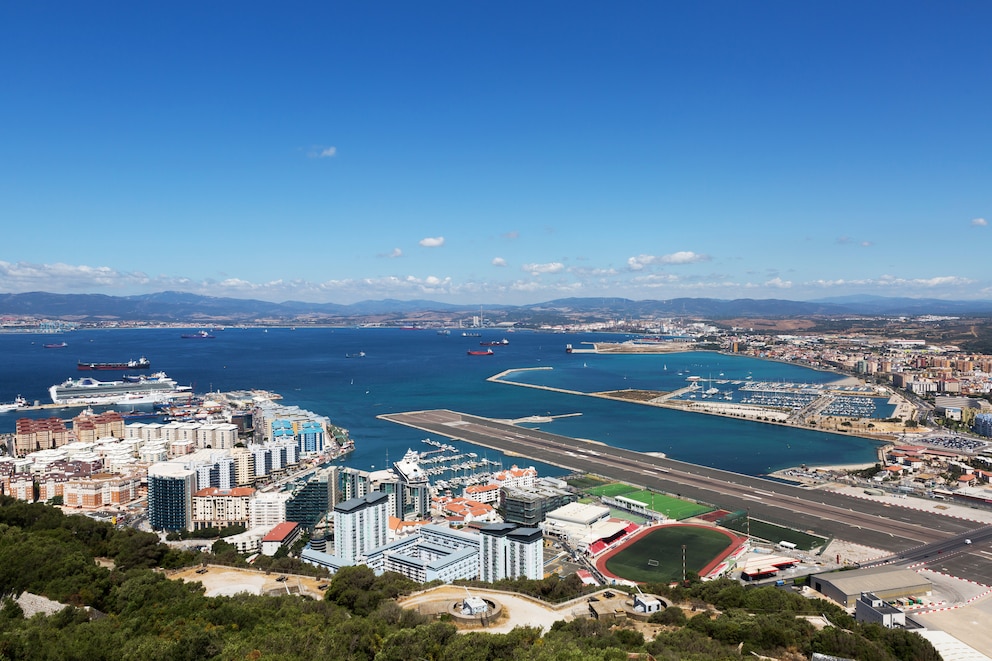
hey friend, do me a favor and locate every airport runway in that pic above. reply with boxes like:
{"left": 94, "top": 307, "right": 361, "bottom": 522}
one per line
{"left": 381, "top": 409, "right": 987, "bottom": 556}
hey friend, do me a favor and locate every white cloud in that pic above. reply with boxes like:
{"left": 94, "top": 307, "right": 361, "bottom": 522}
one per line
{"left": 661, "top": 251, "right": 709, "bottom": 265}
{"left": 0, "top": 260, "right": 150, "bottom": 291}
{"left": 521, "top": 262, "right": 565, "bottom": 275}
{"left": 809, "top": 274, "right": 975, "bottom": 289}
{"left": 570, "top": 266, "right": 618, "bottom": 277}
{"left": 630, "top": 273, "right": 681, "bottom": 286}
{"left": 972, "top": 217, "right": 988, "bottom": 227}
{"left": 419, "top": 236, "right": 445, "bottom": 248}
{"left": 307, "top": 145, "right": 338, "bottom": 158}
{"left": 627, "top": 251, "right": 709, "bottom": 270}
{"left": 764, "top": 277, "right": 792, "bottom": 289}
{"left": 502, "top": 231, "right": 519, "bottom": 240}
{"left": 838, "top": 237, "right": 872, "bottom": 247}
{"left": 492, "top": 257, "right": 507, "bottom": 267}
{"left": 389, "top": 248, "right": 402, "bottom": 258}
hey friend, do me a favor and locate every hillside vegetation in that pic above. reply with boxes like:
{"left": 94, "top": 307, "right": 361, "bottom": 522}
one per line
{"left": 0, "top": 496, "right": 940, "bottom": 660}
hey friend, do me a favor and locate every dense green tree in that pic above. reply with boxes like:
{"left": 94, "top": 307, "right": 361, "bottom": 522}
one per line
{"left": 107, "top": 528, "right": 167, "bottom": 571}
{"left": 0, "top": 497, "right": 944, "bottom": 661}
{"left": 649, "top": 606, "right": 687, "bottom": 626}
{"left": 323, "top": 565, "right": 417, "bottom": 617}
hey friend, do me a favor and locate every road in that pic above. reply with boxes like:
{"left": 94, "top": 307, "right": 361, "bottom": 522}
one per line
{"left": 381, "top": 409, "right": 992, "bottom": 583}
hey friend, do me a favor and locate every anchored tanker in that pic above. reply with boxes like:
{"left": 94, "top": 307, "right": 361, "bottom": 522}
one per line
{"left": 49, "top": 372, "right": 192, "bottom": 406}
{"left": 77, "top": 356, "right": 151, "bottom": 371}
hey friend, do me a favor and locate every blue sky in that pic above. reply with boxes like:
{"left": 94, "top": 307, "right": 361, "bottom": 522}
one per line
{"left": 1, "top": 2, "right": 989, "bottom": 305}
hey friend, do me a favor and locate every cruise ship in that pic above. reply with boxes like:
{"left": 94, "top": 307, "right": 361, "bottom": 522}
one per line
{"left": 49, "top": 372, "right": 192, "bottom": 406}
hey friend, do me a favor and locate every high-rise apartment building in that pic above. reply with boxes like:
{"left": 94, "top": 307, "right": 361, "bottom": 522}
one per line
{"left": 334, "top": 491, "right": 389, "bottom": 563}
{"left": 147, "top": 463, "right": 196, "bottom": 532}
{"left": 478, "top": 523, "right": 543, "bottom": 581}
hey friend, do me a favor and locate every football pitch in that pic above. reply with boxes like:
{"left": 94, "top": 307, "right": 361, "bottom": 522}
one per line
{"left": 619, "top": 490, "right": 713, "bottom": 520}
{"left": 586, "top": 483, "right": 639, "bottom": 498}
{"left": 585, "top": 483, "right": 712, "bottom": 520}
{"left": 603, "top": 526, "right": 736, "bottom": 583}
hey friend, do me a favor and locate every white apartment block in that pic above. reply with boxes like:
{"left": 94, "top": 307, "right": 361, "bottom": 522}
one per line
{"left": 250, "top": 491, "right": 292, "bottom": 528}
{"left": 334, "top": 491, "right": 389, "bottom": 563}
{"left": 479, "top": 523, "right": 543, "bottom": 582}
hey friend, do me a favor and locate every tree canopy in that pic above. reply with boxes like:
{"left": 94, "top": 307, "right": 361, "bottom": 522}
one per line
{"left": 0, "top": 496, "right": 942, "bottom": 661}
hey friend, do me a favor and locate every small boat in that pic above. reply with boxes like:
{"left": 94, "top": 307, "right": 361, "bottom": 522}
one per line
{"left": 0, "top": 395, "right": 27, "bottom": 413}
{"left": 180, "top": 330, "right": 215, "bottom": 339}
{"left": 467, "top": 349, "right": 494, "bottom": 356}
{"left": 44, "top": 341, "right": 68, "bottom": 349}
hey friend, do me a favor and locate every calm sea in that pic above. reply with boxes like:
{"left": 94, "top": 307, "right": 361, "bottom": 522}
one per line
{"left": 0, "top": 328, "right": 885, "bottom": 477}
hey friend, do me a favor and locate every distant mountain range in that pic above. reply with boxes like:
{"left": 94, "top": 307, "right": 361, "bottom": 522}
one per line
{"left": 1, "top": 291, "right": 992, "bottom": 324}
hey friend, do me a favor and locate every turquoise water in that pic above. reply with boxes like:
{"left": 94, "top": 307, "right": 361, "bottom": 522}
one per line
{"left": 0, "top": 328, "right": 884, "bottom": 477}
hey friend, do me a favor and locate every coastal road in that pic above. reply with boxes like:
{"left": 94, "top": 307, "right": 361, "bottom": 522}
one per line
{"left": 381, "top": 410, "right": 989, "bottom": 560}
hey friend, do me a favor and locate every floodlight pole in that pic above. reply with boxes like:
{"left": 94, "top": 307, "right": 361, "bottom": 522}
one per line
{"left": 682, "top": 544, "right": 686, "bottom": 584}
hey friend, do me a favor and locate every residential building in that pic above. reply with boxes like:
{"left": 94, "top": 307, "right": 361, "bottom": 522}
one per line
{"left": 63, "top": 473, "right": 141, "bottom": 509}
{"left": 463, "top": 483, "right": 500, "bottom": 504}
{"left": 251, "top": 491, "right": 292, "bottom": 528}
{"left": 71, "top": 410, "right": 125, "bottom": 443}
{"left": 260, "top": 521, "right": 302, "bottom": 556}
{"left": 286, "top": 466, "right": 339, "bottom": 530}
{"left": 975, "top": 413, "right": 992, "bottom": 438}
{"left": 192, "top": 486, "right": 254, "bottom": 531}
{"left": 14, "top": 418, "right": 72, "bottom": 456}
{"left": 147, "top": 462, "right": 196, "bottom": 532}
{"left": 500, "top": 481, "right": 577, "bottom": 526}
{"left": 479, "top": 523, "right": 543, "bottom": 581}
{"left": 334, "top": 491, "right": 389, "bottom": 563}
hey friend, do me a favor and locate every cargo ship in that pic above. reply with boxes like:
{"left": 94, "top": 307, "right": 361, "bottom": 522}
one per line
{"left": 49, "top": 372, "right": 192, "bottom": 406}
{"left": 480, "top": 339, "right": 509, "bottom": 346}
{"left": 44, "top": 341, "right": 68, "bottom": 349}
{"left": 180, "top": 330, "right": 215, "bottom": 339}
{"left": 78, "top": 356, "right": 151, "bottom": 371}
{"left": 467, "top": 349, "right": 494, "bottom": 356}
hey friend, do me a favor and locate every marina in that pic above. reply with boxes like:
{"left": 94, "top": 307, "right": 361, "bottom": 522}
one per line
{"left": 415, "top": 438, "right": 505, "bottom": 489}
{"left": 670, "top": 379, "right": 893, "bottom": 419}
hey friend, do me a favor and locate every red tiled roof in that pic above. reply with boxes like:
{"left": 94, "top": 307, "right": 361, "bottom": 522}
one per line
{"left": 262, "top": 521, "right": 299, "bottom": 542}
{"left": 194, "top": 487, "right": 255, "bottom": 497}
